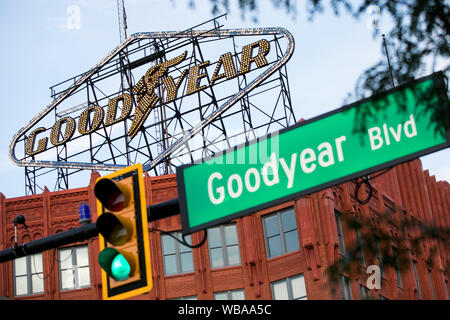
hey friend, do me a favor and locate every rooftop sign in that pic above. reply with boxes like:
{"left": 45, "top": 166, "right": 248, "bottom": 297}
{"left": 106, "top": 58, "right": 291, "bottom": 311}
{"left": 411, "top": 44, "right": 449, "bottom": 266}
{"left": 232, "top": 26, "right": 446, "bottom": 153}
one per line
{"left": 9, "top": 27, "right": 294, "bottom": 172}
{"left": 177, "top": 72, "right": 449, "bottom": 234}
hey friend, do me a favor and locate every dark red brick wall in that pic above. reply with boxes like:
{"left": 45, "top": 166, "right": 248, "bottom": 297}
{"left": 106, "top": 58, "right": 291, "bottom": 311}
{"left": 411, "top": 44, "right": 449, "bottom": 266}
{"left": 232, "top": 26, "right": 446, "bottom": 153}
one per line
{"left": 0, "top": 158, "right": 448, "bottom": 300}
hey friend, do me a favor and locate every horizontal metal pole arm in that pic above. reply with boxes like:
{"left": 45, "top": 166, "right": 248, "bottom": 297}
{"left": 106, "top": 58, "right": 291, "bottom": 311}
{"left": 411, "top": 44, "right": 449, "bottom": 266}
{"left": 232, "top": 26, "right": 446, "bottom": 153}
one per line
{"left": 147, "top": 198, "right": 180, "bottom": 222}
{"left": 0, "top": 223, "right": 98, "bottom": 263}
{"left": 0, "top": 199, "right": 181, "bottom": 263}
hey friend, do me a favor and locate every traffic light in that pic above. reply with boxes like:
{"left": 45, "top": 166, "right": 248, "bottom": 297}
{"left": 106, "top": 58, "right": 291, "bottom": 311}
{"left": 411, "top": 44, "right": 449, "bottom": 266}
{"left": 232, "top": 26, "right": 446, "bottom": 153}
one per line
{"left": 95, "top": 163, "right": 152, "bottom": 300}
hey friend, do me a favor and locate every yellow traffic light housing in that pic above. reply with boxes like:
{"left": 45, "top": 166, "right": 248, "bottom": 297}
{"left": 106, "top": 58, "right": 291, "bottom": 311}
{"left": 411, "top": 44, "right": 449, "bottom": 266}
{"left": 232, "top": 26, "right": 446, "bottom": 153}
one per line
{"left": 95, "top": 163, "right": 152, "bottom": 300}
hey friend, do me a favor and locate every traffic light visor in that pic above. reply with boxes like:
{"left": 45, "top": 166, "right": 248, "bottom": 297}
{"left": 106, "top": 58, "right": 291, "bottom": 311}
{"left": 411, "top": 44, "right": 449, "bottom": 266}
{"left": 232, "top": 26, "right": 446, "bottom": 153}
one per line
{"left": 95, "top": 178, "right": 129, "bottom": 211}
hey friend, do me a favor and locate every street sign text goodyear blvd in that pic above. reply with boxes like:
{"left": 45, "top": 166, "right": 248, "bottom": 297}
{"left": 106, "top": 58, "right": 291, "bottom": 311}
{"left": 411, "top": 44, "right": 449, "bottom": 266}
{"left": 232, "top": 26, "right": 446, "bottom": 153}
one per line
{"left": 177, "top": 72, "right": 449, "bottom": 235}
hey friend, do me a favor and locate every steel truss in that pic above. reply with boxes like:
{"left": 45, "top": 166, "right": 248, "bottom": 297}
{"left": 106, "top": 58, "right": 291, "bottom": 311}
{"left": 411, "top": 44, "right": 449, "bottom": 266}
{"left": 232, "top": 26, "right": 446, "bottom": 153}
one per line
{"left": 12, "top": 15, "right": 296, "bottom": 195}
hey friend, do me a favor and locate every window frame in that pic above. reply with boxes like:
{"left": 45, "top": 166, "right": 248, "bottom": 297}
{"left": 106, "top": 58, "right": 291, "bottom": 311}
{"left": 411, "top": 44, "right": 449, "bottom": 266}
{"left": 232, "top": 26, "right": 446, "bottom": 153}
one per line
{"left": 355, "top": 228, "right": 365, "bottom": 266}
{"left": 262, "top": 207, "right": 300, "bottom": 259}
{"left": 339, "top": 275, "right": 353, "bottom": 300}
{"left": 428, "top": 269, "right": 435, "bottom": 300}
{"left": 207, "top": 223, "right": 241, "bottom": 269}
{"left": 161, "top": 231, "right": 194, "bottom": 276}
{"left": 412, "top": 260, "right": 422, "bottom": 298}
{"left": 444, "top": 276, "right": 449, "bottom": 300}
{"left": 169, "top": 295, "right": 198, "bottom": 300}
{"left": 13, "top": 253, "right": 44, "bottom": 297}
{"left": 270, "top": 274, "right": 307, "bottom": 300}
{"left": 58, "top": 245, "right": 91, "bottom": 291}
{"left": 360, "top": 284, "right": 370, "bottom": 300}
{"left": 335, "top": 211, "right": 346, "bottom": 255}
{"left": 392, "top": 247, "right": 402, "bottom": 287}
{"left": 375, "top": 239, "right": 384, "bottom": 277}
{"left": 214, "top": 288, "right": 245, "bottom": 300}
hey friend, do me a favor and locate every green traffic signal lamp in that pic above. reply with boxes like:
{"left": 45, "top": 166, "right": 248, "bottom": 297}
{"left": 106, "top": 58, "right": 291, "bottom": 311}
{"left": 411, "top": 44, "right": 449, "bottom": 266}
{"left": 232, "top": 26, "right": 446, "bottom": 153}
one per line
{"left": 98, "top": 248, "right": 132, "bottom": 281}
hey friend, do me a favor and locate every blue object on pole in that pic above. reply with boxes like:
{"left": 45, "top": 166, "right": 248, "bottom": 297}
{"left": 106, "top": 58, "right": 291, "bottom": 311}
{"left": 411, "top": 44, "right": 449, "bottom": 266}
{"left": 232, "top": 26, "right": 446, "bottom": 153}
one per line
{"left": 79, "top": 203, "right": 92, "bottom": 224}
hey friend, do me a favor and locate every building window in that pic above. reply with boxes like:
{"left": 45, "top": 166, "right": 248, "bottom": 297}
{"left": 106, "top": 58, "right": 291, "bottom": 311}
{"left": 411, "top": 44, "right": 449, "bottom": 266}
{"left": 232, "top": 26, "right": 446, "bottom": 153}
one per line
{"left": 375, "top": 239, "right": 384, "bottom": 277}
{"left": 169, "top": 295, "right": 197, "bottom": 300}
{"left": 161, "top": 231, "right": 194, "bottom": 276}
{"left": 412, "top": 260, "right": 422, "bottom": 298}
{"left": 392, "top": 247, "right": 402, "bottom": 287}
{"left": 428, "top": 270, "right": 435, "bottom": 300}
{"left": 263, "top": 207, "right": 299, "bottom": 259}
{"left": 207, "top": 223, "right": 241, "bottom": 269}
{"left": 339, "top": 275, "right": 353, "bottom": 300}
{"left": 360, "top": 285, "right": 370, "bottom": 300}
{"left": 335, "top": 211, "right": 345, "bottom": 255}
{"left": 445, "top": 278, "right": 449, "bottom": 300}
{"left": 58, "top": 246, "right": 90, "bottom": 291}
{"left": 271, "top": 274, "right": 307, "bottom": 300}
{"left": 214, "top": 289, "right": 245, "bottom": 300}
{"left": 13, "top": 253, "right": 44, "bottom": 296}
{"left": 356, "top": 229, "right": 365, "bottom": 266}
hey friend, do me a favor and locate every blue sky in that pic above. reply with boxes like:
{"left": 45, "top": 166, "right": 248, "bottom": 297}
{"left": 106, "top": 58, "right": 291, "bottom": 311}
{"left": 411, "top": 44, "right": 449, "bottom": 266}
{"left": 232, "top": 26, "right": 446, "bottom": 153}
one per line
{"left": 0, "top": 0, "right": 448, "bottom": 198}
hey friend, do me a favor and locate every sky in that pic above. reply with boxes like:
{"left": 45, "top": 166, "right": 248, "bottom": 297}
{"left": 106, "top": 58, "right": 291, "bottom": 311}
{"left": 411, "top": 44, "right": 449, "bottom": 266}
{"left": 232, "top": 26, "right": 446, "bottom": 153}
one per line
{"left": 0, "top": 0, "right": 448, "bottom": 199}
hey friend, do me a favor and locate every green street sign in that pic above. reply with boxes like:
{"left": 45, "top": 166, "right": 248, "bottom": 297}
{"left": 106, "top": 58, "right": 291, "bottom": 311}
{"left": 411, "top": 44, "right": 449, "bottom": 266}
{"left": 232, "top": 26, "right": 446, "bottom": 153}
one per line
{"left": 177, "top": 72, "right": 449, "bottom": 235}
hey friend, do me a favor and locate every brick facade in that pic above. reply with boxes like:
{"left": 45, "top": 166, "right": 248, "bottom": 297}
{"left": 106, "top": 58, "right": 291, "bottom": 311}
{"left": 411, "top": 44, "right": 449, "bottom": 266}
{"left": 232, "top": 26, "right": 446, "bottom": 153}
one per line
{"left": 0, "top": 158, "right": 448, "bottom": 300}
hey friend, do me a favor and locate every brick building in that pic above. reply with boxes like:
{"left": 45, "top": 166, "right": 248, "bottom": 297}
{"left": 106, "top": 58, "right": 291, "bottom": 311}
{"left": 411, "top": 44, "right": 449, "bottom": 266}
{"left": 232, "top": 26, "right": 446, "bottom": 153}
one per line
{"left": 0, "top": 158, "right": 448, "bottom": 300}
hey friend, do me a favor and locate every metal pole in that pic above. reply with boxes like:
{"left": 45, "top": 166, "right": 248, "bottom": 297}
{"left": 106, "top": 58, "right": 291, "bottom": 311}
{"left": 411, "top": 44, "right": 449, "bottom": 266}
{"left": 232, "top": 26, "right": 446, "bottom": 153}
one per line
{"left": 0, "top": 198, "right": 181, "bottom": 263}
{"left": 0, "top": 223, "right": 98, "bottom": 263}
{"left": 382, "top": 33, "right": 396, "bottom": 88}
{"left": 147, "top": 198, "right": 180, "bottom": 222}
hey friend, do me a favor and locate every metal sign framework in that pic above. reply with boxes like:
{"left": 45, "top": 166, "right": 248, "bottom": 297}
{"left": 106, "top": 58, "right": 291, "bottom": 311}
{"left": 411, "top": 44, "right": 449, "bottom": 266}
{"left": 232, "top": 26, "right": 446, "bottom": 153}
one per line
{"left": 9, "top": 15, "right": 296, "bottom": 195}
